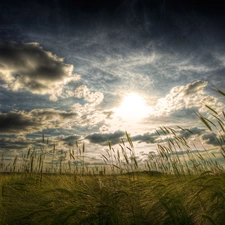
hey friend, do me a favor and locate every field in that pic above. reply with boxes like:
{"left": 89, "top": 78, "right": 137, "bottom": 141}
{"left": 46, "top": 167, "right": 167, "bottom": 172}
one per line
{"left": 1, "top": 172, "right": 225, "bottom": 225}
{"left": 1, "top": 89, "right": 225, "bottom": 225}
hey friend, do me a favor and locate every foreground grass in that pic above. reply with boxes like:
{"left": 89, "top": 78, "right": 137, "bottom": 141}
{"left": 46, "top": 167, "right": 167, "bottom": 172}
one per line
{"left": 1, "top": 172, "right": 225, "bottom": 225}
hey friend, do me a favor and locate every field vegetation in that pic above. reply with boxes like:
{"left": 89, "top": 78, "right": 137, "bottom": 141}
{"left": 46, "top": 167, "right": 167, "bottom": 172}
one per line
{"left": 1, "top": 88, "right": 225, "bottom": 225}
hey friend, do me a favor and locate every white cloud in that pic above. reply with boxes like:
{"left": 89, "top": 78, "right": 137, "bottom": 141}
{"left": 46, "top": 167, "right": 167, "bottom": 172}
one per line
{"left": 74, "top": 85, "right": 104, "bottom": 105}
{"left": 71, "top": 103, "right": 107, "bottom": 127}
{"left": 183, "top": 80, "right": 208, "bottom": 96}
{"left": 67, "top": 86, "right": 106, "bottom": 127}
{"left": 152, "top": 80, "right": 209, "bottom": 116}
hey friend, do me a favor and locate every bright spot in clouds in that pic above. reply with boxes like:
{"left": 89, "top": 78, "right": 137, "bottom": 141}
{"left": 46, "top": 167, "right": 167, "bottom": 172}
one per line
{"left": 114, "top": 93, "right": 152, "bottom": 122}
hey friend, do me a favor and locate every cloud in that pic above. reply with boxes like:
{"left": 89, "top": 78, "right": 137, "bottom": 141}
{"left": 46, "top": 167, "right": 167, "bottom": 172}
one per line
{"left": 0, "top": 106, "right": 110, "bottom": 135}
{"left": 0, "top": 109, "right": 78, "bottom": 134}
{"left": 179, "top": 127, "right": 205, "bottom": 139}
{"left": 85, "top": 130, "right": 125, "bottom": 145}
{"left": 144, "top": 80, "right": 225, "bottom": 128}
{"left": 0, "top": 41, "right": 79, "bottom": 101}
{"left": 131, "top": 132, "right": 157, "bottom": 143}
{"left": 130, "top": 126, "right": 205, "bottom": 144}
{"left": 71, "top": 103, "right": 107, "bottom": 127}
{"left": 68, "top": 86, "right": 108, "bottom": 128}
{"left": 0, "top": 111, "right": 40, "bottom": 134}
{"left": 0, "top": 136, "right": 34, "bottom": 151}
{"left": 152, "top": 80, "right": 209, "bottom": 116}
{"left": 71, "top": 103, "right": 91, "bottom": 116}
{"left": 202, "top": 133, "right": 221, "bottom": 146}
{"left": 62, "top": 135, "right": 81, "bottom": 147}
{"left": 74, "top": 85, "right": 104, "bottom": 105}
{"left": 183, "top": 80, "right": 208, "bottom": 96}
{"left": 69, "top": 86, "right": 105, "bottom": 126}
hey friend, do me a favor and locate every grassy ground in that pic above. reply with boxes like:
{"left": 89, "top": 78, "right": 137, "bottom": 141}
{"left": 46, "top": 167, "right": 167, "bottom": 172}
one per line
{"left": 1, "top": 171, "right": 225, "bottom": 225}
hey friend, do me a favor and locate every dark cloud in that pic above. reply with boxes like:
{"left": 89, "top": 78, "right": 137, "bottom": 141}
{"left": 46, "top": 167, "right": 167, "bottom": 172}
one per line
{"left": 30, "top": 109, "right": 78, "bottom": 121}
{"left": 0, "top": 41, "right": 79, "bottom": 101}
{"left": 0, "top": 111, "right": 39, "bottom": 133}
{"left": 179, "top": 127, "right": 205, "bottom": 139}
{"left": 0, "top": 109, "right": 78, "bottom": 134}
{"left": 62, "top": 135, "right": 81, "bottom": 146}
{"left": 131, "top": 132, "right": 157, "bottom": 144}
{"left": 202, "top": 133, "right": 221, "bottom": 146}
{"left": 0, "top": 136, "right": 34, "bottom": 150}
{"left": 130, "top": 126, "right": 205, "bottom": 144}
{"left": 85, "top": 130, "right": 125, "bottom": 145}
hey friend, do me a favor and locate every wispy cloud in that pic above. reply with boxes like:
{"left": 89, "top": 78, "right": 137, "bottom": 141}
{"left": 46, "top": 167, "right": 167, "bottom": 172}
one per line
{"left": 73, "top": 85, "right": 104, "bottom": 106}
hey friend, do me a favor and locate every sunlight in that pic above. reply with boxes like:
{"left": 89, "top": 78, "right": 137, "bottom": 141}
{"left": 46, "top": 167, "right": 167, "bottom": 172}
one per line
{"left": 114, "top": 93, "right": 152, "bottom": 122}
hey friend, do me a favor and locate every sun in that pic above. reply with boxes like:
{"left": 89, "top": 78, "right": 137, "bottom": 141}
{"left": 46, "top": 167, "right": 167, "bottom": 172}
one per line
{"left": 114, "top": 93, "right": 152, "bottom": 122}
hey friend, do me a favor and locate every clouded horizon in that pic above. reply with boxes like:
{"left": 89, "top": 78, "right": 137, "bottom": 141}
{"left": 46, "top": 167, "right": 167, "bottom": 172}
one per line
{"left": 1, "top": 0, "right": 225, "bottom": 167}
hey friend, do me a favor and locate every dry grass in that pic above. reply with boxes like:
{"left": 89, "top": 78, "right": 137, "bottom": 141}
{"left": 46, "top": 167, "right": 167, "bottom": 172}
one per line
{"left": 1, "top": 172, "right": 225, "bottom": 225}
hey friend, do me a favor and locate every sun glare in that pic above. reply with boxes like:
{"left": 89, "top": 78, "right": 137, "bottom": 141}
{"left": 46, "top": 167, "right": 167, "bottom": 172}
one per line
{"left": 114, "top": 93, "right": 152, "bottom": 122}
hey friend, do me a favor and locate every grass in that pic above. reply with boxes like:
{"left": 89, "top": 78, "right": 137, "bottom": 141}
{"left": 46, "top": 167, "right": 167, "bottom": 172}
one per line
{"left": 1, "top": 88, "right": 225, "bottom": 224}
{"left": 2, "top": 172, "right": 225, "bottom": 225}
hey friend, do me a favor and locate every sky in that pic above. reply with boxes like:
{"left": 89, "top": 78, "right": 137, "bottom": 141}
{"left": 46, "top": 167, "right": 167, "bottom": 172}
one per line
{"left": 1, "top": 0, "right": 225, "bottom": 168}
